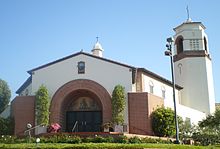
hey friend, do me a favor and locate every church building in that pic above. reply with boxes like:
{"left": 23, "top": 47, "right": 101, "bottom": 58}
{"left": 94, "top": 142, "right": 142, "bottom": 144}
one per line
{"left": 11, "top": 19, "right": 215, "bottom": 136}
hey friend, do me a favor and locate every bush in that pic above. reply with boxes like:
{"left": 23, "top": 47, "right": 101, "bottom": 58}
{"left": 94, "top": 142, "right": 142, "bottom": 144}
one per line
{"left": 0, "top": 117, "right": 14, "bottom": 135}
{"left": 92, "top": 135, "right": 105, "bottom": 143}
{"left": 35, "top": 85, "right": 50, "bottom": 125}
{"left": 151, "top": 107, "right": 182, "bottom": 137}
{"left": 192, "top": 132, "right": 220, "bottom": 146}
{"left": 128, "top": 136, "right": 141, "bottom": 144}
{"left": 112, "top": 85, "right": 126, "bottom": 125}
{"left": 114, "top": 135, "right": 128, "bottom": 143}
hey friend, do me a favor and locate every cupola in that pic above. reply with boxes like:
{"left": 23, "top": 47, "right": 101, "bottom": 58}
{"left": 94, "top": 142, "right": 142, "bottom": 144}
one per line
{"left": 91, "top": 38, "right": 104, "bottom": 57}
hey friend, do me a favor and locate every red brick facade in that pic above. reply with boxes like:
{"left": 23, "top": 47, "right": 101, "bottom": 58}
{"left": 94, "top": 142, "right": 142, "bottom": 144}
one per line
{"left": 11, "top": 96, "right": 35, "bottom": 136}
{"left": 50, "top": 79, "right": 112, "bottom": 130}
{"left": 12, "top": 80, "right": 164, "bottom": 136}
{"left": 128, "top": 92, "right": 163, "bottom": 135}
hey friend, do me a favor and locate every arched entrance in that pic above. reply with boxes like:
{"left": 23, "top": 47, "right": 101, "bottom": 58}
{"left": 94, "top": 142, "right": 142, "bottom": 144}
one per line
{"left": 50, "top": 79, "right": 112, "bottom": 132}
{"left": 65, "top": 90, "right": 102, "bottom": 132}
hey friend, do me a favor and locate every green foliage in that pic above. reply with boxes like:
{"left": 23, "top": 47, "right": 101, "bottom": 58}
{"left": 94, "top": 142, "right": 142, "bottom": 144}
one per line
{"left": 128, "top": 136, "right": 141, "bottom": 144}
{"left": 192, "top": 132, "right": 220, "bottom": 146}
{"left": 111, "top": 85, "right": 126, "bottom": 125}
{"left": 1, "top": 135, "right": 162, "bottom": 145}
{"left": 114, "top": 135, "right": 128, "bottom": 143}
{"left": 199, "top": 108, "right": 220, "bottom": 132}
{"left": 191, "top": 109, "right": 220, "bottom": 146}
{"left": 0, "top": 117, "right": 14, "bottom": 135}
{"left": 0, "top": 79, "right": 11, "bottom": 114}
{"left": 35, "top": 85, "right": 50, "bottom": 125}
{"left": 151, "top": 107, "right": 182, "bottom": 137}
{"left": 179, "top": 118, "right": 194, "bottom": 140}
{"left": 0, "top": 143, "right": 216, "bottom": 149}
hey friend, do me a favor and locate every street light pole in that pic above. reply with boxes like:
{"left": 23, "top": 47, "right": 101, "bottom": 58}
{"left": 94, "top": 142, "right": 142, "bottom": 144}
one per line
{"left": 165, "top": 37, "right": 180, "bottom": 144}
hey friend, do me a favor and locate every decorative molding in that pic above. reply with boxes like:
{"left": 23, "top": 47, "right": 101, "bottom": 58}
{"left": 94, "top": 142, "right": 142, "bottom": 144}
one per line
{"left": 174, "top": 50, "right": 211, "bottom": 62}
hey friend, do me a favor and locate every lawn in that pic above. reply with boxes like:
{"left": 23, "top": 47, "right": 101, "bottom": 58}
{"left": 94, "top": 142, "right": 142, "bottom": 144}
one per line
{"left": 0, "top": 143, "right": 220, "bottom": 149}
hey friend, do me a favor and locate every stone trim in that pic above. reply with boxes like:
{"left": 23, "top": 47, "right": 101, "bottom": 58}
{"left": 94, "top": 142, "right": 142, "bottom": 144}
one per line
{"left": 174, "top": 50, "right": 211, "bottom": 62}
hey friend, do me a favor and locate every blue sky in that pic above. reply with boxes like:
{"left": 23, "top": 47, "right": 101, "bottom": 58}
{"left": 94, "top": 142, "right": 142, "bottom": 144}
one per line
{"left": 0, "top": 0, "right": 220, "bottom": 103}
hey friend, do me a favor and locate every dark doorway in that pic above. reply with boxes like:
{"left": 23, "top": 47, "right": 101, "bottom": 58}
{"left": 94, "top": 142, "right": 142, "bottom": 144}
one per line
{"left": 66, "top": 111, "right": 102, "bottom": 132}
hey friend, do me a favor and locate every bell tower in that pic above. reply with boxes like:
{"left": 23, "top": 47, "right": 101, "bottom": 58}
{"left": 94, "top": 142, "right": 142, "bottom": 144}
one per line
{"left": 173, "top": 20, "right": 215, "bottom": 114}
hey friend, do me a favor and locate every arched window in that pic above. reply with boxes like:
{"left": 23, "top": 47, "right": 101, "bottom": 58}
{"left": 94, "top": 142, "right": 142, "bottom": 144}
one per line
{"left": 149, "top": 81, "right": 154, "bottom": 94}
{"left": 175, "top": 36, "right": 184, "bottom": 54}
{"left": 204, "top": 37, "right": 208, "bottom": 52}
{"left": 161, "top": 86, "right": 166, "bottom": 99}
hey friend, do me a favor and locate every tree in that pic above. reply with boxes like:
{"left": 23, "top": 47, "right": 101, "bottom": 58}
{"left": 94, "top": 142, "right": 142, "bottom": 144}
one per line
{"left": 111, "top": 85, "right": 126, "bottom": 125}
{"left": 191, "top": 109, "right": 220, "bottom": 145}
{"left": 151, "top": 107, "right": 182, "bottom": 137}
{"left": 0, "top": 79, "right": 11, "bottom": 114}
{"left": 35, "top": 85, "right": 50, "bottom": 125}
{"left": 0, "top": 117, "right": 14, "bottom": 135}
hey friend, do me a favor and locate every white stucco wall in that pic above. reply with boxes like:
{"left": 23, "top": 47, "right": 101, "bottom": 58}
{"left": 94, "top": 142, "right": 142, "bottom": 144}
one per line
{"left": 142, "top": 74, "right": 180, "bottom": 106}
{"left": 176, "top": 104, "right": 206, "bottom": 124}
{"left": 30, "top": 53, "right": 133, "bottom": 125}
{"left": 205, "top": 57, "right": 215, "bottom": 114}
{"left": 174, "top": 57, "right": 215, "bottom": 114}
{"left": 142, "top": 73, "right": 206, "bottom": 124}
{"left": 19, "top": 83, "right": 32, "bottom": 96}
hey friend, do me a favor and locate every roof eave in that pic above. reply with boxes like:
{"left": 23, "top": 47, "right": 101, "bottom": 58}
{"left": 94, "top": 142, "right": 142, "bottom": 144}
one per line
{"left": 138, "top": 68, "right": 183, "bottom": 90}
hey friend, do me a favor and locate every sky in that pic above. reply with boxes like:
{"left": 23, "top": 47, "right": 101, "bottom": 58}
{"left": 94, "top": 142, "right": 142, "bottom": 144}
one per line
{"left": 0, "top": 0, "right": 220, "bottom": 103}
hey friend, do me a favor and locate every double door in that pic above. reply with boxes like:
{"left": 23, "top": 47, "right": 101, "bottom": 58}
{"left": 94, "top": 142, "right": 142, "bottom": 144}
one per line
{"left": 66, "top": 111, "right": 102, "bottom": 132}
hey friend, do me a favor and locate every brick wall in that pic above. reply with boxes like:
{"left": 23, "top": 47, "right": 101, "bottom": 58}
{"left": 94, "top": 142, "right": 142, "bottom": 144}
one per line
{"left": 128, "top": 92, "right": 163, "bottom": 135}
{"left": 50, "top": 79, "right": 112, "bottom": 130}
{"left": 11, "top": 96, "right": 35, "bottom": 136}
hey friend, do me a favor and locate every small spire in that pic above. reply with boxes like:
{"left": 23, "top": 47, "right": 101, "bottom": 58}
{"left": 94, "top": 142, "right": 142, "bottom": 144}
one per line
{"left": 186, "top": 5, "right": 192, "bottom": 22}
{"left": 92, "top": 37, "right": 104, "bottom": 57}
{"left": 96, "top": 36, "right": 99, "bottom": 42}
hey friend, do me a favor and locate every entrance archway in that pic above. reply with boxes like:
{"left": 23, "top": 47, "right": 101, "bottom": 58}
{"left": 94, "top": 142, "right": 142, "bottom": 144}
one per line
{"left": 50, "top": 79, "right": 112, "bottom": 132}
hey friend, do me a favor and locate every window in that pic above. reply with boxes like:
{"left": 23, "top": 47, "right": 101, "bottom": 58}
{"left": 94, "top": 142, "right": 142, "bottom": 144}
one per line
{"left": 175, "top": 36, "right": 184, "bottom": 54}
{"left": 78, "top": 61, "right": 85, "bottom": 74}
{"left": 149, "top": 81, "right": 154, "bottom": 94}
{"left": 190, "top": 39, "right": 199, "bottom": 50}
{"left": 161, "top": 86, "right": 166, "bottom": 99}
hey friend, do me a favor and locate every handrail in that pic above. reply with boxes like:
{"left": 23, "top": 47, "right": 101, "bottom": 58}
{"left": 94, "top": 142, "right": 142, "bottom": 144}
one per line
{"left": 72, "top": 121, "right": 78, "bottom": 132}
{"left": 24, "top": 124, "right": 45, "bottom": 135}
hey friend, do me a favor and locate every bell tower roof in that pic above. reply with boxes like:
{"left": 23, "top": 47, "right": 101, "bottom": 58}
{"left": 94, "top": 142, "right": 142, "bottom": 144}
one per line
{"left": 173, "top": 21, "right": 206, "bottom": 32}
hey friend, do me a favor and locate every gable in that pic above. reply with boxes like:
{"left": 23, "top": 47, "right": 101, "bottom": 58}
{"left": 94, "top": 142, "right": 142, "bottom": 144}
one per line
{"left": 28, "top": 51, "right": 136, "bottom": 74}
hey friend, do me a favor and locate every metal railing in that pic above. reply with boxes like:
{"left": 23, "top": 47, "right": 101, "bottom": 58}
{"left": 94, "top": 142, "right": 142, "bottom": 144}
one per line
{"left": 72, "top": 121, "right": 78, "bottom": 132}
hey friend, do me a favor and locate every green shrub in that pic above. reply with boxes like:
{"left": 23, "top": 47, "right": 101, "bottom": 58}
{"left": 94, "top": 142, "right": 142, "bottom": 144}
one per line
{"left": 0, "top": 135, "right": 16, "bottom": 144}
{"left": 128, "top": 136, "right": 141, "bottom": 144}
{"left": 82, "top": 137, "right": 93, "bottom": 143}
{"left": 151, "top": 107, "right": 182, "bottom": 137}
{"left": 35, "top": 85, "right": 50, "bottom": 125}
{"left": 92, "top": 135, "right": 105, "bottom": 143}
{"left": 0, "top": 117, "right": 14, "bottom": 135}
{"left": 112, "top": 85, "right": 126, "bottom": 125}
{"left": 192, "top": 132, "right": 220, "bottom": 146}
{"left": 105, "top": 136, "right": 114, "bottom": 143}
{"left": 114, "top": 135, "right": 128, "bottom": 143}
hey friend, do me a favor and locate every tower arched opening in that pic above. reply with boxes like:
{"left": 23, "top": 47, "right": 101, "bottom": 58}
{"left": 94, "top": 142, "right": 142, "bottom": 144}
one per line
{"left": 175, "top": 36, "right": 184, "bottom": 54}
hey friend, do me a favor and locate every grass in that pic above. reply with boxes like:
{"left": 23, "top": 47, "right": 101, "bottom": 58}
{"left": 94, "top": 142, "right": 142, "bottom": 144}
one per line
{"left": 0, "top": 143, "right": 220, "bottom": 149}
